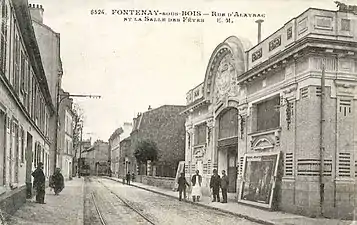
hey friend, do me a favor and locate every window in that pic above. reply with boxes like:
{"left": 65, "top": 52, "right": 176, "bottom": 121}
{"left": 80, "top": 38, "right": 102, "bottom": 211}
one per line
{"left": 341, "top": 19, "right": 350, "bottom": 31}
{"left": 0, "top": 0, "right": 8, "bottom": 75}
{"left": 218, "top": 108, "right": 238, "bottom": 139}
{"left": 27, "top": 65, "right": 32, "bottom": 113}
{"left": 66, "top": 140, "right": 69, "bottom": 154}
{"left": 31, "top": 75, "right": 36, "bottom": 119}
{"left": 256, "top": 96, "right": 280, "bottom": 131}
{"left": 69, "top": 140, "right": 72, "bottom": 155}
{"left": 194, "top": 123, "right": 206, "bottom": 146}
{"left": 37, "top": 145, "right": 41, "bottom": 165}
{"left": 13, "top": 35, "right": 20, "bottom": 93}
{"left": 35, "top": 85, "right": 39, "bottom": 125}
{"left": 20, "top": 51, "right": 25, "bottom": 92}
{"left": 20, "top": 127, "right": 24, "bottom": 163}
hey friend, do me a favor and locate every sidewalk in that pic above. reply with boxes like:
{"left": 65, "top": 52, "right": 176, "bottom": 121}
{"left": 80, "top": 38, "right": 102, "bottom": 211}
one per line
{"left": 8, "top": 177, "right": 84, "bottom": 225}
{"left": 106, "top": 176, "right": 353, "bottom": 225}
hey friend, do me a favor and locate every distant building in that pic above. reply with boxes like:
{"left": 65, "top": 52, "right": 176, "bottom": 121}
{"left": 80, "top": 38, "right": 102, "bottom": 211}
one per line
{"left": 131, "top": 105, "right": 186, "bottom": 177}
{"left": 29, "top": 3, "right": 63, "bottom": 175}
{"left": 57, "top": 89, "right": 75, "bottom": 180}
{"left": 108, "top": 122, "right": 133, "bottom": 177}
{"left": 82, "top": 140, "right": 109, "bottom": 175}
{"left": 119, "top": 137, "right": 133, "bottom": 179}
{"left": 121, "top": 122, "right": 132, "bottom": 139}
{"left": 74, "top": 139, "right": 91, "bottom": 175}
{"left": 108, "top": 127, "right": 123, "bottom": 177}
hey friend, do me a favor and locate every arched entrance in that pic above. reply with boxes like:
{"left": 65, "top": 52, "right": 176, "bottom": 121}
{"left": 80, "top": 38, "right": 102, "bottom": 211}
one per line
{"left": 217, "top": 107, "right": 238, "bottom": 193}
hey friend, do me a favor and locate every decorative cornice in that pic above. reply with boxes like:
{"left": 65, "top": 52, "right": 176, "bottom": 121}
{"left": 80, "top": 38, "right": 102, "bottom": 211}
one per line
{"left": 283, "top": 84, "right": 298, "bottom": 95}
{"left": 181, "top": 99, "right": 210, "bottom": 115}
{"left": 335, "top": 80, "right": 357, "bottom": 96}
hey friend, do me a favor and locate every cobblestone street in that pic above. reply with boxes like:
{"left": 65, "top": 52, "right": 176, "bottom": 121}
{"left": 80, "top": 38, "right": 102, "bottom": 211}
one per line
{"left": 7, "top": 177, "right": 259, "bottom": 225}
{"left": 5, "top": 177, "right": 355, "bottom": 225}
{"left": 8, "top": 178, "right": 83, "bottom": 225}
{"left": 90, "top": 178, "right": 259, "bottom": 225}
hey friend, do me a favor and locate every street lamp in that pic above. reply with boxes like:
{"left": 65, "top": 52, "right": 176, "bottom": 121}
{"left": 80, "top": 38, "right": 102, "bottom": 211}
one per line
{"left": 53, "top": 85, "right": 101, "bottom": 173}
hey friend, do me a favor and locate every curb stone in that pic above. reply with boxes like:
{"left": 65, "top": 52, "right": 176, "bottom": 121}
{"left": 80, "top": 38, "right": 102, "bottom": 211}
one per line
{"left": 104, "top": 177, "right": 276, "bottom": 225}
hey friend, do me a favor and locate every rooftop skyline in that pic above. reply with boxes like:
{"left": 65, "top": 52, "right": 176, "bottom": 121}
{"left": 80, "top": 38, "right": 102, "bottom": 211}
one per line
{"left": 29, "top": 0, "right": 353, "bottom": 141}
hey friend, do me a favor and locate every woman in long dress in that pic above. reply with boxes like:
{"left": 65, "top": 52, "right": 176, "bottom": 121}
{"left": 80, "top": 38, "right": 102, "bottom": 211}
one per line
{"left": 191, "top": 170, "right": 202, "bottom": 202}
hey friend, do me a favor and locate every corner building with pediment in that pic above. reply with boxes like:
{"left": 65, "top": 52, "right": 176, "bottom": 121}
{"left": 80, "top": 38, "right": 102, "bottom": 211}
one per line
{"left": 182, "top": 7, "right": 357, "bottom": 219}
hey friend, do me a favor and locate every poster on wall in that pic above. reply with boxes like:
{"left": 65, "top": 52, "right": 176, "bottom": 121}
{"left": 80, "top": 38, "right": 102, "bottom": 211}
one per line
{"left": 238, "top": 151, "right": 280, "bottom": 209}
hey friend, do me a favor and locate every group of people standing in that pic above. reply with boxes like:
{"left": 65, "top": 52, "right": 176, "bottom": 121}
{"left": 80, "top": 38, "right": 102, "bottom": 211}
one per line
{"left": 123, "top": 172, "right": 135, "bottom": 185}
{"left": 31, "top": 162, "right": 65, "bottom": 204}
{"left": 177, "top": 169, "right": 229, "bottom": 203}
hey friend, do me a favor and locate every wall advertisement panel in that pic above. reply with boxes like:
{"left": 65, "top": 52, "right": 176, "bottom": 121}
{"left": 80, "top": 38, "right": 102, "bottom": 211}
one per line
{"left": 238, "top": 151, "right": 280, "bottom": 209}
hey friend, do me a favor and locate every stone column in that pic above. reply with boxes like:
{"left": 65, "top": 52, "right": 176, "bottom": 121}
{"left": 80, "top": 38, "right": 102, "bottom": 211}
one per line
{"left": 206, "top": 117, "right": 214, "bottom": 174}
{"left": 237, "top": 104, "right": 248, "bottom": 195}
{"left": 186, "top": 125, "right": 193, "bottom": 177}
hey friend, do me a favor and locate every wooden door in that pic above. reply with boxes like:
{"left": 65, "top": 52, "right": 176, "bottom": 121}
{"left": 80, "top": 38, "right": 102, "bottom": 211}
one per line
{"left": 227, "top": 147, "right": 237, "bottom": 193}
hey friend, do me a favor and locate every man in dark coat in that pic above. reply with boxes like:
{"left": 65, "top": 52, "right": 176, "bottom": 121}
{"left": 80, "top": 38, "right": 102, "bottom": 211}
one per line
{"left": 221, "top": 170, "right": 229, "bottom": 203}
{"left": 32, "top": 162, "right": 45, "bottom": 204}
{"left": 51, "top": 168, "right": 64, "bottom": 195}
{"left": 177, "top": 172, "right": 189, "bottom": 201}
{"left": 126, "top": 172, "right": 131, "bottom": 185}
{"left": 209, "top": 169, "right": 221, "bottom": 202}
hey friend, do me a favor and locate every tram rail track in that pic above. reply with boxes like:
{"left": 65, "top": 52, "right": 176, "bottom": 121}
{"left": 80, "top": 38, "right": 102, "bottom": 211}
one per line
{"left": 96, "top": 178, "right": 156, "bottom": 225}
{"left": 91, "top": 192, "right": 107, "bottom": 225}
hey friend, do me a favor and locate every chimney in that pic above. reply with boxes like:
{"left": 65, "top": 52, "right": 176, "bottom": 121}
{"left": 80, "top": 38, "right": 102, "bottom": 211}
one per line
{"left": 28, "top": 4, "right": 44, "bottom": 24}
{"left": 255, "top": 19, "right": 264, "bottom": 44}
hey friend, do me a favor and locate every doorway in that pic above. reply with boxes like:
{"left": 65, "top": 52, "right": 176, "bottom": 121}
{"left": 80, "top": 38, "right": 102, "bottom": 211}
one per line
{"left": 227, "top": 146, "right": 237, "bottom": 193}
{"left": 196, "top": 160, "right": 203, "bottom": 176}
{"left": 25, "top": 133, "right": 33, "bottom": 198}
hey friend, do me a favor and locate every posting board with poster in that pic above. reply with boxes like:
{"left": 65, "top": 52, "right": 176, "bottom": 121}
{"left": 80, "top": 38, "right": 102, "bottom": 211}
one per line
{"left": 238, "top": 152, "right": 280, "bottom": 209}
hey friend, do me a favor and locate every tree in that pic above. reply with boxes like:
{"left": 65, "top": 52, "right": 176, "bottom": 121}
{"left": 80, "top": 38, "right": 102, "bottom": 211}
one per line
{"left": 134, "top": 140, "right": 159, "bottom": 174}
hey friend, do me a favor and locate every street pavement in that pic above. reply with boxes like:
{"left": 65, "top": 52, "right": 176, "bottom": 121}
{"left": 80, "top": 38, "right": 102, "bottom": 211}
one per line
{"left": 5, "top": 176, "right": 355, "bottom": 225}
{"left": 106, "top": 176, "right": 354, "bottom": 225}
{"left": 96, "top": 177, "right": 259, "bottom": 225}
{"left": 8, "top": 177, "right": 84, "bottom": 225}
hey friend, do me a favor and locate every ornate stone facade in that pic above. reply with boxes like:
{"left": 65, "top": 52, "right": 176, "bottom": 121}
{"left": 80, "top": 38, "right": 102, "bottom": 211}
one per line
{"left": 183, "top": 7, "right": 357, "bottom": 220}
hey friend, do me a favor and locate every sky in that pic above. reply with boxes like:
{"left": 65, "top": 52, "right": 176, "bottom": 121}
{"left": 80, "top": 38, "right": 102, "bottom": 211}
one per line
{"left": 29, "top": 0, "right": 355, "bottom": 141}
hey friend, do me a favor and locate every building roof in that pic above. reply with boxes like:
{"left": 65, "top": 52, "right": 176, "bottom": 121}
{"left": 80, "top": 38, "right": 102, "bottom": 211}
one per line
{"left": 132, "top": 105, "right": 186, "bottom": 132}
{"left": 109, "top": 127, "right": 124, "bottom": 141}
{"left": 12, "top": 0, "right": 55, "bottom": 114}
{"left": 130, "top": 104, "right": 186, "bottom": 165}
{"left": 120, "top": 136, "right": 131, "bottom": 144}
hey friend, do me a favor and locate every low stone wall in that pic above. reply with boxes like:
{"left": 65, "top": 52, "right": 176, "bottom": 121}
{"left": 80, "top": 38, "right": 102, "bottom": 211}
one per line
{"left": 140, "top": 175, "right": 176, "bottom": 190}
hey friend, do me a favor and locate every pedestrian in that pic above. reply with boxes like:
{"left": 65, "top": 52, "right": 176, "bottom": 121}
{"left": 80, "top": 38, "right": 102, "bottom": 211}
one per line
{"left": 51, "top": 168, "right": 65, "bottom": 195}
{"left": 126, "top": 172, "right": 131, "bottom": 185}
{"left": 32, "top": 162, "right": 46, "bottom": 204}
{"left": 191, "top": 170, "right": 202, "bottom": 202}
{"left": 221, "top": 170, "right": 229, "bottom": 203}
{"left": 209, "top": 169, "right": 221, "bottom": 202}
{"left": 131, "top": 172, "right": 135, "bottom": 182}
{"left": 177, "top": 172, "right": 189, "bottom": 201}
